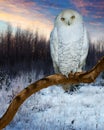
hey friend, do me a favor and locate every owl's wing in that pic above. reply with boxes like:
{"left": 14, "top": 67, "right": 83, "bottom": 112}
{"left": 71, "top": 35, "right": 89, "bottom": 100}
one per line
{"left": 79, "top": 27, "right": 89, "bottom": 69}
{"left": 50, "top": 27, "right": 59, "bottom": 73}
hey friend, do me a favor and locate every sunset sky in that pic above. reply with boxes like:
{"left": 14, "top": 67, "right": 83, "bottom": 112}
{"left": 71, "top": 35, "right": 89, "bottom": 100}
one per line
{"left": 0, "top": 0, "right": 103, "bottom": 41}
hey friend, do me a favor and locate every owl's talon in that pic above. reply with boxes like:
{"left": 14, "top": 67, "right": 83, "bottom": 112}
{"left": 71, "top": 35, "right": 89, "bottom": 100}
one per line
{"left": 68, "top": 71, "right": 73, "bottom": 76}
{"left": 76, "top": 72, "right": 84, "bottom": 76}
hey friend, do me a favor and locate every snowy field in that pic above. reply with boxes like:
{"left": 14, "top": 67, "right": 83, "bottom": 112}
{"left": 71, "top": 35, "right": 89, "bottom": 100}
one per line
{"left": 0, "top": 71, "right": 104, "bottom": 130}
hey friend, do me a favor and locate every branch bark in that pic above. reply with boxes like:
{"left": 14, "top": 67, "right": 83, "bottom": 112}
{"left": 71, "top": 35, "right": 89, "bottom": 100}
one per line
{"left": 0, "top": 56, "right": 104, "bottom": 129}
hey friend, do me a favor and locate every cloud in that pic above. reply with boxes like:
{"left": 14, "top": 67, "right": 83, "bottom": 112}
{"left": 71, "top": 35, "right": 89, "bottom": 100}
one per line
{"left": 0, "top": 0, "right": 103, "bottom": 41}
{"left": 71, "top": 0, "right": 104, "bottom": 17}
{"left": 91, "top": 15, "right": 102, "bottom": 19}
{"left": 70, "top": 0, "right": 90, "bottom": 16}
{"left": 71, "top": 0, "right": 93, "bottom": 8}
{"left": 89, "top": 22, "right": 103, "bottom": 26}
{"left": 86, "top": 21, "right": 104, "bottom": 42}
{"left": 35, "top": 0, "right": 64, "bottom": 10}
{"left": 0, "top": 0, "right": 53, "bottom": 39}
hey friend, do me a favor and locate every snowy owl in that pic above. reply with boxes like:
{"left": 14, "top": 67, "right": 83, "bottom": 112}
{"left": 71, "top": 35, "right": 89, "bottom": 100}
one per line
{"left": 50, "top": 9, "right": 89, "bottom": 91}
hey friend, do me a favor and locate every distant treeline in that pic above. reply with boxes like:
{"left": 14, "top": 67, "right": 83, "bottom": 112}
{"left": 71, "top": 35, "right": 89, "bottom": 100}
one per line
{"left": 86, "top": 40, "right": 104, "bottom": 69}
{"left": 0, "top": 25, "right": 53, "bottom": 76}
{"left": 0, "top": 24, "right": 104, "bottom": 76}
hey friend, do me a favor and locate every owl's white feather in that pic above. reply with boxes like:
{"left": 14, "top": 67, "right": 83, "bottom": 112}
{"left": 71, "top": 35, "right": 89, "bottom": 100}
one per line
{"left": 50, "top": 9, "right": 89, "bottom": 91}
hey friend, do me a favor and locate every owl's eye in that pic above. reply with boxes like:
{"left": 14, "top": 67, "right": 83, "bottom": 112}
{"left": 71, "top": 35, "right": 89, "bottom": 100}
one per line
{"left": 61, "top": 17, "right": 65, "bottom": 21}
{"left": 71, "top": 15, "right": 75, "bottom": 19}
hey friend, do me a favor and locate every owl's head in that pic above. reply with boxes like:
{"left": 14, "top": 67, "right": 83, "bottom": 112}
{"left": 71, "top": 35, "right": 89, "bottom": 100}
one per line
{"left": 55, "top": 9, "right": 83, "bottom": 27}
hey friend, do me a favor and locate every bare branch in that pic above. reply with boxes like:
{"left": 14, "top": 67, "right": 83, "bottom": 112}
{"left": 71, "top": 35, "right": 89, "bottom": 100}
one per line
{"left": 0, "top": 56, "right": 104, "bottom": 129}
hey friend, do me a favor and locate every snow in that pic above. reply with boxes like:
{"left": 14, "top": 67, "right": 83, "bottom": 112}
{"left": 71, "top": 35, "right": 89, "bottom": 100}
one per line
{"left": 0, "top": 72, "right": 104, "bottom": 130}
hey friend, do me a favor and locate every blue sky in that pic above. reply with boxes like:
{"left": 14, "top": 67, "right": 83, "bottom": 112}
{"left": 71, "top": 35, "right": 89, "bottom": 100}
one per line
{"left": 0, "top": 0, "right": 103, "bottom": 41}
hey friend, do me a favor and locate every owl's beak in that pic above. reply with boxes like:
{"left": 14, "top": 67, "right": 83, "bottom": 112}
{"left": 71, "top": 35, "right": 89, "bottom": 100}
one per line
{"left": 68, "top": 21, "right": 70, "bottom": 26}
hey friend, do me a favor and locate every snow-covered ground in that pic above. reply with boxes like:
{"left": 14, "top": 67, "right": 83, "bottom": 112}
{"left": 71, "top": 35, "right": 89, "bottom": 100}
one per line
{"left": 0, "top": 71, "right": 104, "bottom": 130}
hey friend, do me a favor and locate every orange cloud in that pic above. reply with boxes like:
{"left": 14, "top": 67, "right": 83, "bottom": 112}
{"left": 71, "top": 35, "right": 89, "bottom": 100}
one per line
{"left": 0, "top": 0, "right": 53, "bottom": 39}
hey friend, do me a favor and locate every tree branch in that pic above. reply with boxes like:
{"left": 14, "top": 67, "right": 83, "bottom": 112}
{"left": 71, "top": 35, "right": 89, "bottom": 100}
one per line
{"left": 0, "top": 56, "right": 104, "bottom": 129}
